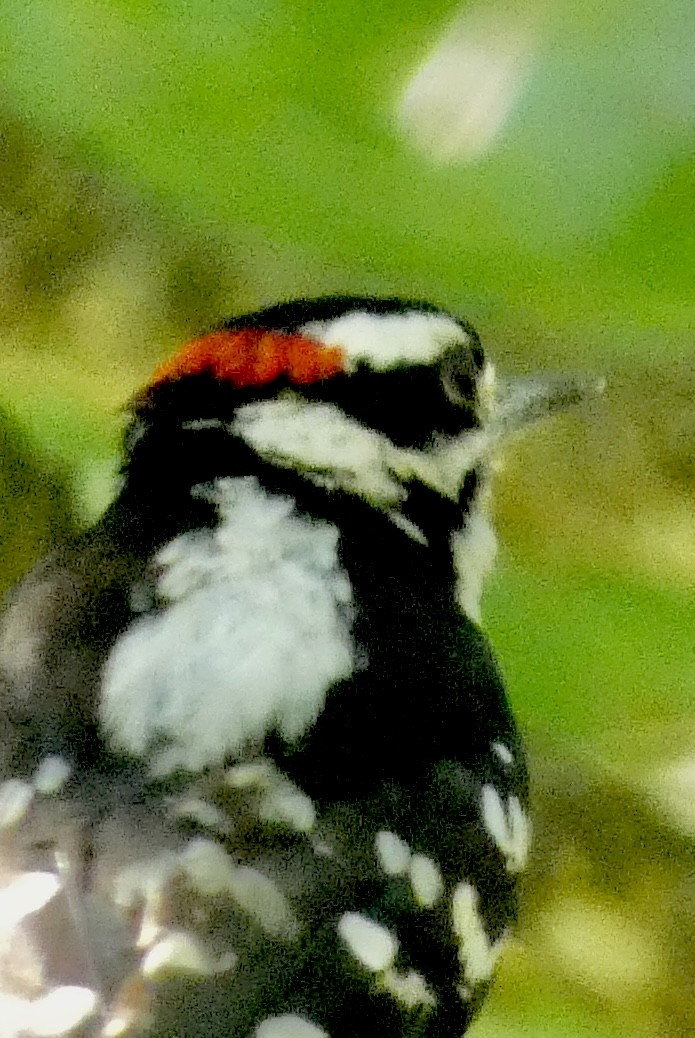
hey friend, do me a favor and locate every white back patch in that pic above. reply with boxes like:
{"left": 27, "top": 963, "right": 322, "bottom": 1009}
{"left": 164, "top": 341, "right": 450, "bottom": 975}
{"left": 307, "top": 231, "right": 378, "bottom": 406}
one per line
{"left": 301, "top": 311, "right": 470, "bottom": 370}
{"left": 100, "top": 477, "right": 354, "bottom": 776}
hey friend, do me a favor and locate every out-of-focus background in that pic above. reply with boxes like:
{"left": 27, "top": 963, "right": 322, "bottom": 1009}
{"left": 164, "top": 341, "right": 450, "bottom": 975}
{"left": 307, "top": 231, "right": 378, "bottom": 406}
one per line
{"left": 1, "top": 1, "right": 693, "bottom": 1034}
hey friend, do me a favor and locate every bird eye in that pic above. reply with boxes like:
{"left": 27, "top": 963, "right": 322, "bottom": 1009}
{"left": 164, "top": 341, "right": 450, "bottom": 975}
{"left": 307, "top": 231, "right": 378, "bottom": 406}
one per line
{"left": 440, "top": 345, "right": 481, "bottom": 410}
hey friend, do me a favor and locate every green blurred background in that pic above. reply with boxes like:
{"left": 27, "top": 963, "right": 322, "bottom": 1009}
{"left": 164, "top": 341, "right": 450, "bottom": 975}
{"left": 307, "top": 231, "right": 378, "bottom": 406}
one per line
{"left": 1, "top": 0, "right": 693, "bottom": 1034}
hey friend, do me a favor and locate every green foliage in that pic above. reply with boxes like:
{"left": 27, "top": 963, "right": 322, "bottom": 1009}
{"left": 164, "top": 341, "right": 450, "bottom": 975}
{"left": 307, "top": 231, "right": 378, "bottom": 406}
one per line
{"left": 1, "top": 0, "right": 693, "bottom": 335}
{"left": 487, "top": 561, "right": 695, "bottom": 767}
{"left": 0, "top": 409, "right": 75, "bottom": 593}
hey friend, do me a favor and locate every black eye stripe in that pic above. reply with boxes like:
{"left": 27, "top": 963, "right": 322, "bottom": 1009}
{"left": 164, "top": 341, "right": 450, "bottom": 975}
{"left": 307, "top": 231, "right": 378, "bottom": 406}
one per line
{"left": 298, "top": 361, "right": 481, "bottom": 450}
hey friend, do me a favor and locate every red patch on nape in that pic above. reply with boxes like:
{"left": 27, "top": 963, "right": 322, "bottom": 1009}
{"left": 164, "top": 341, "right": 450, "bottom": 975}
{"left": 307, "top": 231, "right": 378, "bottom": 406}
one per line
{"left": 150, "top": 329, "right": 346, "bottom": 390}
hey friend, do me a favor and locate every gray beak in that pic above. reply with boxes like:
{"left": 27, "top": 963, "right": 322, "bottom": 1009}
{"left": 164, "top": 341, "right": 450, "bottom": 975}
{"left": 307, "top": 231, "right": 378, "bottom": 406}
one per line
{"left": 491, "top": 373, "right": 606, "bottom": 439}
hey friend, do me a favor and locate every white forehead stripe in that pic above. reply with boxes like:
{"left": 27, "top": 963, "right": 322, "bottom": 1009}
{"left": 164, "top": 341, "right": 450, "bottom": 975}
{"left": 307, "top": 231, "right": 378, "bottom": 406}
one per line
{"left": 300, "top": 312, "right": 469, "bottom": 370}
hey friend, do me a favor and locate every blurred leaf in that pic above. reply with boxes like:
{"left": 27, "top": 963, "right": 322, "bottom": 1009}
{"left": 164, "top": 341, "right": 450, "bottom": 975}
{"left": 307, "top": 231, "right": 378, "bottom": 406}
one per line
{"left": 486, "top": 560, "right": 695, "bottom": 770}
{"left": 1, "top": 0, "right": 693, "bottom": 333}
{"left": 0, "top": 408, "right": 75, "bottom": 592}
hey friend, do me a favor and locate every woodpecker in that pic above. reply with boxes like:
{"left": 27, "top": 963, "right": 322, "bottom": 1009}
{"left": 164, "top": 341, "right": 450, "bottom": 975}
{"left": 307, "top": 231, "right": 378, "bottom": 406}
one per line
{"left": 0, "top": 296, "right": 599, "bottom": 1038}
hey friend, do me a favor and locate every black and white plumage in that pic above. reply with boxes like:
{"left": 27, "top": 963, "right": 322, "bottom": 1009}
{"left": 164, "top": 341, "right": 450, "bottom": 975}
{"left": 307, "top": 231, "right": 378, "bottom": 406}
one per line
{"left": 0, "top": 296, "right": 597, "bottom": 1038}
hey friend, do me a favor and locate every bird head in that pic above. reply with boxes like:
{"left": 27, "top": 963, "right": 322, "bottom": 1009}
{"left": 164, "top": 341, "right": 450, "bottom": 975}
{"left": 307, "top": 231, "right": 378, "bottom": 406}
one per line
{"left": 124, "top": 295, "right": 601, "bottom": 543}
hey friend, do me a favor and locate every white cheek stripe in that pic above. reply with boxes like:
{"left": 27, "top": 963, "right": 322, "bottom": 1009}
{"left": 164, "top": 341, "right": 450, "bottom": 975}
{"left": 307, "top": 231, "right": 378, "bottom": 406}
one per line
{"left": 234, "top": 397, "right": 495, "bottom": 509}
{"left": 480, "top": 785, "right": 531, "bottom": 873}
{"left": 234, "top": 399, "right": 408, "bottom": 507}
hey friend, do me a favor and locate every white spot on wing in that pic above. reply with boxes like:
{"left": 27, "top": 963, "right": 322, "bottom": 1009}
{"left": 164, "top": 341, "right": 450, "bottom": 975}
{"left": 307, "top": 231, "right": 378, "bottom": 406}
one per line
{"left": 491, "top": 741, "right": 514, "bottom": 766}
{"left": 141, "top": 929, "right": 233, "bottom": 979}
{"left": 167, "top": 794, "right": 230, "bottom": 833}
{"left": 101, "top": 477, "right": 354, "bottom": 776}
{"left": 20, "top": 985, "right": 98, "bottom": 1036}
{"left": 381, "top": 967, "right": 437, "bottom": 1008}
{"left": 255, "top": 1015, "right": 329, "bottom": 1038}
{"left": 0, "top": 779, "right": 34, "bottom": 830}
{"left": 32, "top": 756, "right": 72, "bottom": 795}
{"left": 0, "top": 871, "right": 62, "bottom": 929}
{"left": 181, "top": 839, "right": 299, "bottom": 939}
{"left": 226, "top": 760, "right": 273, "bottom": 788}
{"left": 374, "top": 830, "right": 411, "bottom": 876}
{"left": 302, "top": 311, "right": 470, "bottom": 370}
{"left": 337, "top": 912, "right": 398, "bottom": 972}
{"left": 373, "top": 833, "right": 444, "bottom": 910}
{"left": 451, "top": 882, "right": 507, "bottom": 987}
{"left": 408, "top": 854, "right": 444, "bottom": 908}
{"left": 226, "top": 760, "right": 316, "bottom": 833}
{"left": 258, "top": 783, "right": 316, "bottom": 833}
{"left": 480, "top": 784, "right": 531, "bottom": 873}
{"left": 223, "top": 865, "right": 299, "bottom": 940}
